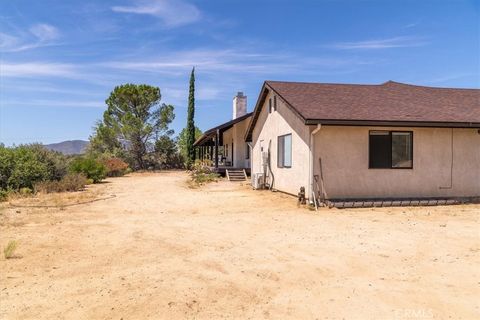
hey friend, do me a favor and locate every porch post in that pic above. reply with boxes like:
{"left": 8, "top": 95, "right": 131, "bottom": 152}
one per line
{"left": 215, "top": 130, "right": 219, "bottom": 168}
{"left": 209, "top": 144, "right": 213, "bottom": 161}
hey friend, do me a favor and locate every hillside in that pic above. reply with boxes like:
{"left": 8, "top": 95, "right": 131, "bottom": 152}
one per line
{"left": 45, "top": 140, "right": 88, "bottom": 155}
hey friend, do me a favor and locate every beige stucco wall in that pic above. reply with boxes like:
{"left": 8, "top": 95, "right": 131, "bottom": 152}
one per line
{"left": 222, "top": 117, "right": 251, "bottom": 168}
{"left": 314, "top": 126, "right": 480, "bottom": 198}
{"left": 251, "top": 91, "right": 311, "bottom": 195}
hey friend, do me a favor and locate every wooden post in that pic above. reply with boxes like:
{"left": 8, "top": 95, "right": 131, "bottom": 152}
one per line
{"left": 215, "top": 130, "right": 219, "bottom": 168}
{"left": 210, "top": 144, "right": 213, "bottom": 161}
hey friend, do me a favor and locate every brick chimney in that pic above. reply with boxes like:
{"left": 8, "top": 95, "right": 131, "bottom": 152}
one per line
{"left": 232, "top": 92, "right": 247, "bottom": 119}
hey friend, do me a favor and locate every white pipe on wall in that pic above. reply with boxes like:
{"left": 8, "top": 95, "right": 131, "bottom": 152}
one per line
{"left": 308, "top": 124, "right": 322, "bottom": 203}
{"left": 247, "top": 141, "right": 254, "bottom": 185}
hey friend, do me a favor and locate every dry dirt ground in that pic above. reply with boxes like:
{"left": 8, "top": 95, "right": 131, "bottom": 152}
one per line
{"left": 0, "top": 172, "right": 479, "bottom": 320}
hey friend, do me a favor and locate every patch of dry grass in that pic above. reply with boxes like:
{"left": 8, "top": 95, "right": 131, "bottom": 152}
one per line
{"left": 4, "top": 240, "right": 18, "bottom": 259}
{"left": 8, "top": 185, "right": 103, "bottom": 208}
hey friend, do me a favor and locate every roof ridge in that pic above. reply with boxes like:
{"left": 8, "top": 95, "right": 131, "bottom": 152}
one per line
{"left": 265, "top": 80, "right": 479, "bottom": 91}
{"left": 382, "top": 81, "right": 480, "bottom": 91}
{"left": 266, "top": 80, "right": 381, "bottom": 87}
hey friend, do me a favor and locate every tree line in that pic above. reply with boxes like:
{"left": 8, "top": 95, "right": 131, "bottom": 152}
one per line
{"left": 0, "top": 68, "right": 202, "bottom": 200}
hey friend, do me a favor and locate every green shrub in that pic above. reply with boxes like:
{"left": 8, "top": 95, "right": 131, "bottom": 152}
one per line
{"left": 190, "top": 160, "right": 220, "bottom": 185}
{"left": 4, "top": 240, "right": 18, "bottom": 259}
{"left": 7, "top": 147, "right": 49, "bottom": 190}
{"left": 34, "top": 173, "right": 87, "bottom": 193}
{"left": 0, "top": 146, "right": 15, "bottom": 190}
{"left": 69, "top": 157, "right": 106, "bottom": 183}
{"left": 0, "top": 144, "right": 68, "bottom": 190}
{"left": 19, "top": 187, "right": 33, "bottom": 196}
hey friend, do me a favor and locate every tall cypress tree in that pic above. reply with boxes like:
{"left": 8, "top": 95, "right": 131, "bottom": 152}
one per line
{"left": 186, "top": 67, "right": 196, "bottom": 168}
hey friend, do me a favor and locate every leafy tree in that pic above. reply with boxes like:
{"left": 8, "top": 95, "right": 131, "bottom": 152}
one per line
{"left": 90, "top": 84, "right": 175, "bottom": 170}
{"left": 154, "top": 135, "right": 179, "bottom": 169}
{"left": 185, "top": 68, "right": 196, "bottom": 168}
{"left": 177, "top": 126, "right": 202, "bottom": 164}
{"left": 88, "top": 121, "right": 125, "bottom": 158}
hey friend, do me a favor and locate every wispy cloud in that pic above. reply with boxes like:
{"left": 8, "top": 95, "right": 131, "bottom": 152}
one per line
{"left": 2, "top": 47, "right": 377, "bottom": 83}
{"left": 101, "top": 48, "right": 340, "bottom": 76}
{"left": 1, "top": 62, "right": 120, "bottom": 86}
{"left": 29, "top": 23, "right": 60, "bottom": 42}
{"left": 328, "top": 36, "right": 428, "bottom": 50}
{"left": 425, "top": 73, "right": 478, "bottom": 85}
{"left": 0, "top": 23, "right": 61, "bottom": 52}
{"left": 1, "top": 99, "right": 104, "bottom": 108}
{"left": 1, "top": 62, "right": 76, "bottom": 77}
{"left": 0, "top": 32, "right": 20, "bottom": 49}
{"left": 403, "top": 22, "right": 418, "bottom": 29}
{"left": 112, "top": 0, "right": 201, "bottom": 27}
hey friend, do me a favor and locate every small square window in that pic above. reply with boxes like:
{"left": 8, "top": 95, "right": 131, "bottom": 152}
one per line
{"left": 369, "top": 131, "right": 413, "bottom": 169}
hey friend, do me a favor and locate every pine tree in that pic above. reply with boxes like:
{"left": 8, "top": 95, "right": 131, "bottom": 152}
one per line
{"left": 186, "top": 67, "right": 196, "bottom": 168}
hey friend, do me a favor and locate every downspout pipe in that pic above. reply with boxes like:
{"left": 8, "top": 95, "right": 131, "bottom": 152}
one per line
{"left": 309, "top": 124, "right": 322, "bottom": 203}
{"left": 247, "top": 142, "right": 253, "bottom": 184}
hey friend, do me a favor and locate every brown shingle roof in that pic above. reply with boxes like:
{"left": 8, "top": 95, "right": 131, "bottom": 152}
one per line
{"left": 267, "top": 80, "right": 480, "bottom": 124}
{"left": 245, "top": 80, "right": 479, "bottom": 141}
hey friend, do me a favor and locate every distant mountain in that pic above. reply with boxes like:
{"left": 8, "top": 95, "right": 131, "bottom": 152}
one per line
{"left": 45, "top": 140, "right": 89, "bottom": 155}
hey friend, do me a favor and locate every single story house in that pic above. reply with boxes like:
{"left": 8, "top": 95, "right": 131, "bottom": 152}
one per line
{"left": 244, "top": 80, "right": 480, "bottom": 202}
{"left": 194, "top": 92, "right": 252, "bottom": 174}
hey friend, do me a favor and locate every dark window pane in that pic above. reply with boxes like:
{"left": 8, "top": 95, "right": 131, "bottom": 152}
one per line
{"left": 274, "top": 96, "right": 277, "bottom": 111}
{"left": 277, "top": 136, "right": 284, "bottom": 168}
{"left": 392, "top": 132, "right": 413, "bottom": 168}
{"left": 369, "top": 131, "right": 391, "bottom": 168}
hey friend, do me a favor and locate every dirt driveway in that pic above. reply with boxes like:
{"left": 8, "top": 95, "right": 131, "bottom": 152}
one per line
{"left": 1, "top": 172, "right": 479, "bottom": 319}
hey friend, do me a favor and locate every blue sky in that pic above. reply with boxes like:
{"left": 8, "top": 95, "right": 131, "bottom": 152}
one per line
{"left": 0, "top": 0, "right": 478, "bottom": 145}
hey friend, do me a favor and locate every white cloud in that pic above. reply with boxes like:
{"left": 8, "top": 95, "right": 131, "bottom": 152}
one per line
{"left": 425, "top": 73, "right": 478, "bottom": 85}
{"left": 29, "top": 24, "right": 60, "bottom": 42}
{"left": 102, "top": 49, "right": 296, "bottom": 75}
{"left": 112, "top": 0, "right": 201, "bottom": 27}
{"left": 1, "top": 62, "right": 76, "bottom": 78}
{"left": 0, "top": 23, "right": 60, "bottom": 52}
{"left": 404, "top": 23, "right": 418, "bottom": 29}
{"left": 0, "top": 32, "right": 20, "bottom": 50}
{"left": 2, "top": 99, "right": 103, "bottom": 108}
{"left": 328, "top": 36, "right": 428, "bottom": 50}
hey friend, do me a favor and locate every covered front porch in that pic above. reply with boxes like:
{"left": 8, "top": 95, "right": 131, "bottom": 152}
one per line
{"left": 193, "top": 113, "right": 253, "bottom": 176}
{"left": 194, "top": 130, "right": 251, "bottom": 176}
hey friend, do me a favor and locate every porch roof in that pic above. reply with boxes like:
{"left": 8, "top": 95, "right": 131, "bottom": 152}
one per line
{"left": 193, "top": 112, "right": 253, "bottom": 147}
